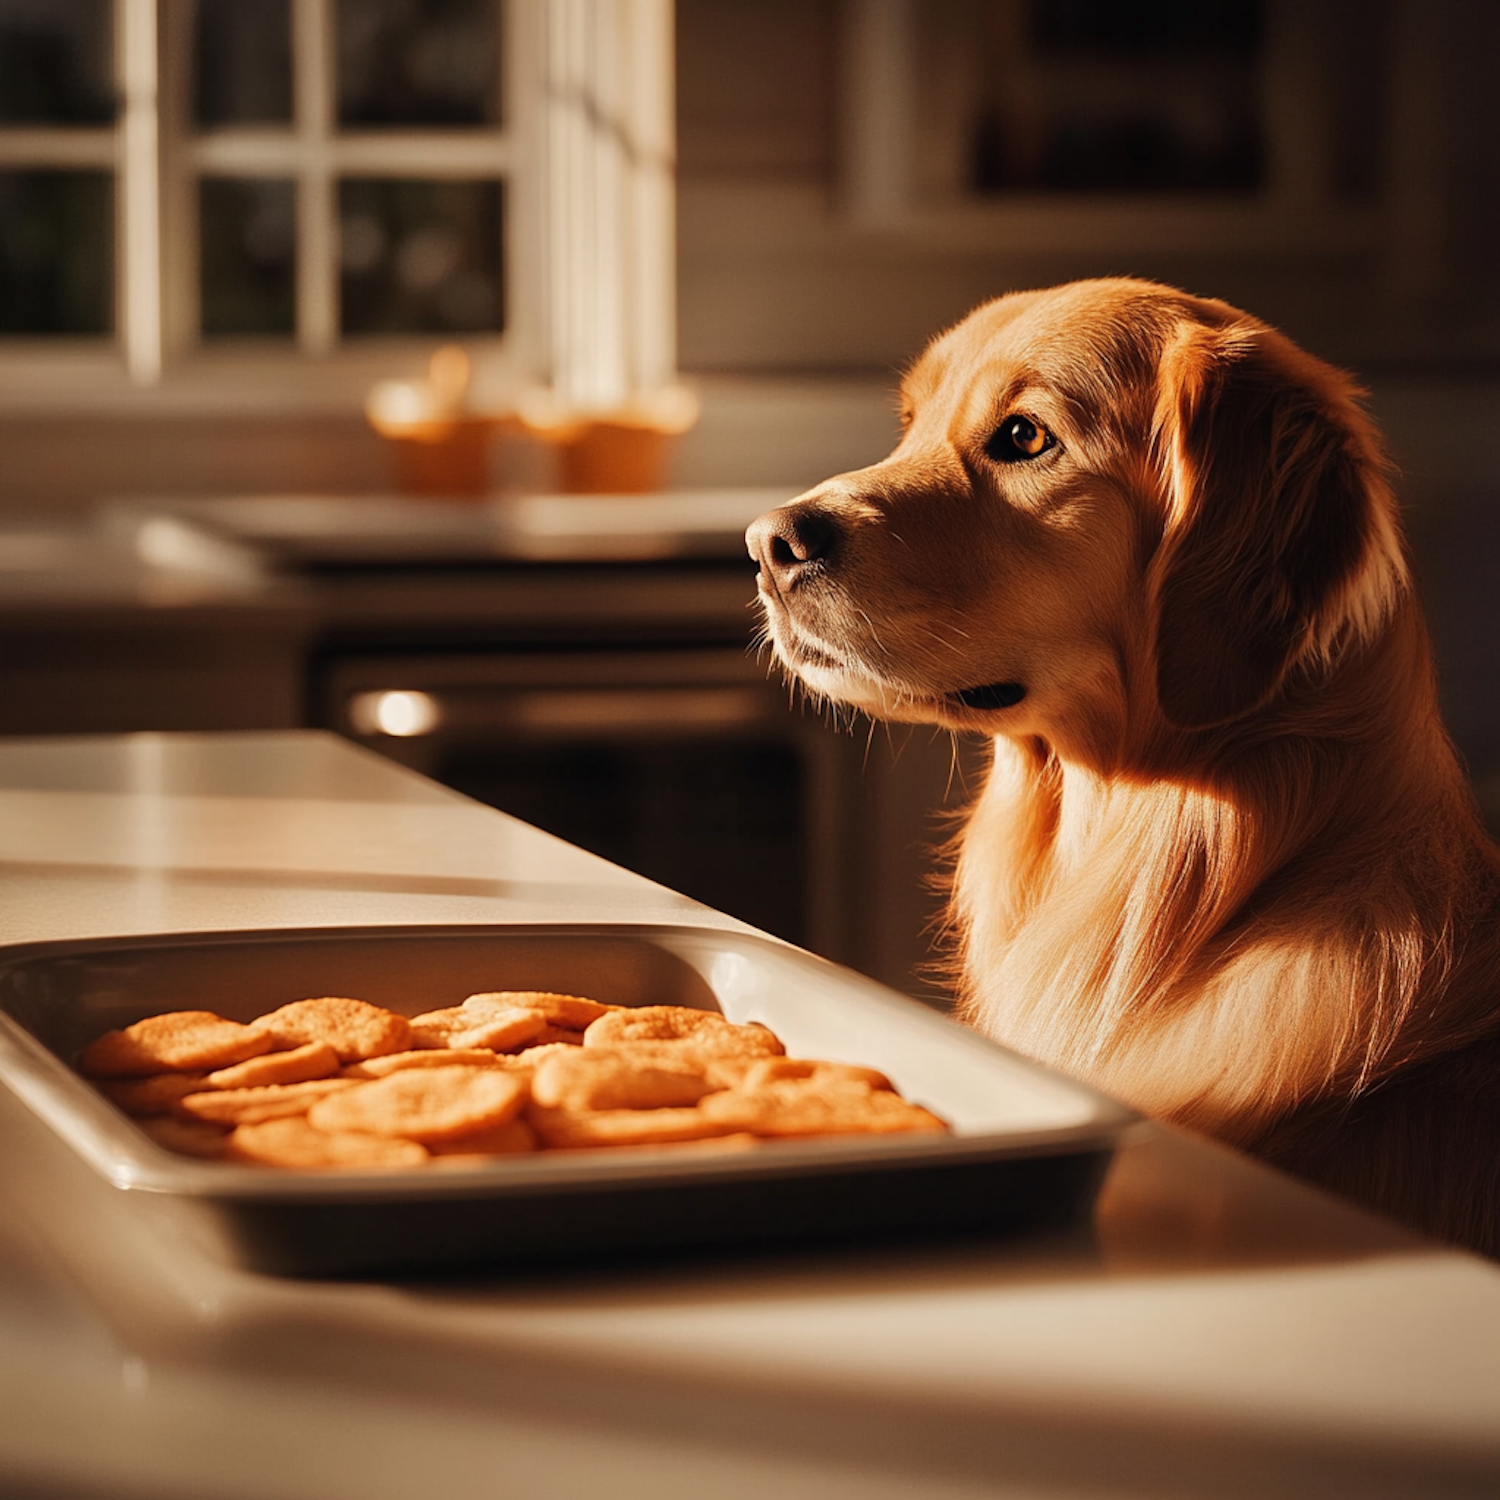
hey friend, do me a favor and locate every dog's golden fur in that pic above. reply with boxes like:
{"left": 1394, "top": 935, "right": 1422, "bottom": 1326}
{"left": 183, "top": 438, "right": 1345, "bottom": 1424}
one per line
{"left": 747, "top": 278, "right": 1500, "bottom": 1256}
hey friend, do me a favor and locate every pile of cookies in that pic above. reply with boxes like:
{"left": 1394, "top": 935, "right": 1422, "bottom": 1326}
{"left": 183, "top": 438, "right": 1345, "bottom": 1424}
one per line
{"left": 76, "top": 990, "right": 948, "bottom": 1169}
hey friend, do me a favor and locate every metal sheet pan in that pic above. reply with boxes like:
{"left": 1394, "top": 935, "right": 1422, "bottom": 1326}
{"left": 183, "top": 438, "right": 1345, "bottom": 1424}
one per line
{"left": 0, "top": 924, "right": 1135, "bottom": 1276}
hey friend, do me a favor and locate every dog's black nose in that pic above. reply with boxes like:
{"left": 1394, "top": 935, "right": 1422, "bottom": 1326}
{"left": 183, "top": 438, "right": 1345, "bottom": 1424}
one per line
{"left": 746, "top": 503, "right": 839, "bottom": 591}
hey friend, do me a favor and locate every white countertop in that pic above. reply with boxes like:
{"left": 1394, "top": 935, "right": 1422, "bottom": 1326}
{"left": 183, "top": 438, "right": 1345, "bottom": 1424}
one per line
{"left": 1, "top": 731, "right": 1497, "bottom": 1500}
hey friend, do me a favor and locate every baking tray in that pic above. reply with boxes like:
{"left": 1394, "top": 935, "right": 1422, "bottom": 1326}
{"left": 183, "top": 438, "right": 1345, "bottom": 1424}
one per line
{"left": 0, "top": 924, "right": 1135, "bottom": 1276}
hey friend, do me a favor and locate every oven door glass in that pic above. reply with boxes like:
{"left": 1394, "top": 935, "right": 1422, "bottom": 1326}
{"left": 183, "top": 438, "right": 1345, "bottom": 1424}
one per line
{"left": 319, "top": 649, "right": 847, "bottom": 947}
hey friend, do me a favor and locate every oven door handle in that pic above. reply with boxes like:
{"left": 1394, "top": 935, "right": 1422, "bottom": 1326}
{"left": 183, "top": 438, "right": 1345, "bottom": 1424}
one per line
{"left": 508, "top": 686, "right": 773, "bottom": 734}
{"left": 347, "top": 685, "right": 776, "bottom": 738}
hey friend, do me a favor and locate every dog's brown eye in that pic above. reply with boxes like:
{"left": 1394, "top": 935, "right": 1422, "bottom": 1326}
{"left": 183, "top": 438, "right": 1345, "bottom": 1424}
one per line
{"left": 986, "top": 415, "right": 1054, "bottom": 463}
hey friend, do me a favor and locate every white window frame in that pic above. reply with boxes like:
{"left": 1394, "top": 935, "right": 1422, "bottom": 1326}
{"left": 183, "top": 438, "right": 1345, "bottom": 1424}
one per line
{"left": 0, "top": 0, "right": 678, "bottom": 417}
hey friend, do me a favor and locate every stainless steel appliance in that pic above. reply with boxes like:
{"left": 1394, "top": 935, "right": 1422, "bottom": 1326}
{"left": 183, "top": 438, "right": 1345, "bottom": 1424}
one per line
{"left": 322, "top": 644, "right": 855, "bottom": 954}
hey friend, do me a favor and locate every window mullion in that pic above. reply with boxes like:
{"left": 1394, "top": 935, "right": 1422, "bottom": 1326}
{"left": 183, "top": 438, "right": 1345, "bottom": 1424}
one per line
{"left": 118, "top": 0, "right": 163, "bottom": 383}
{"left": 193, "top": 133, "right": 514, "bottom": 178}
{"left": 293, "top": 0, "right": 337, "bottom": 354}
{"left": 0, "top": 131, "right": 117, "bottom": 168}
{"left": 622, "top": 0, "right": 676, "bottom": 397}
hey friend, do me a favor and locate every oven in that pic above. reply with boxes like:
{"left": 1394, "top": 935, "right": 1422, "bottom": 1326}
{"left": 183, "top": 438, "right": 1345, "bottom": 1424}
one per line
{"left": 320, "top": 643, "right": 863, "bottom": 958}
{"left": 316, "top": 640, "right": 967, "bottom": 999}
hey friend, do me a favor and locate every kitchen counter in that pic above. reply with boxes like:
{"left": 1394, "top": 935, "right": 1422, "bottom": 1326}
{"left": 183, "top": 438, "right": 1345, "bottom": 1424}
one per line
{"left": 1, "top": 731, "right": 1498, "bottom": 1500}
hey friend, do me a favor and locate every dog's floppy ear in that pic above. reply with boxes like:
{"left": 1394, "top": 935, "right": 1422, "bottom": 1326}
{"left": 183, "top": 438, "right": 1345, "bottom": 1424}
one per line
{"left": 1149, "top": 319, "right": 1398, "bottom": 729}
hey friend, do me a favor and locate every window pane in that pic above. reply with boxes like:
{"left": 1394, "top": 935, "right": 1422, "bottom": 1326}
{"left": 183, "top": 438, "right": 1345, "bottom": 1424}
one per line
{"left": 1028, "top": 0, "right": 1262, "bottom": 53}
{"left": 200, "top": 178, "right": 296, "bottom": 338}
{"left": 336, "top": 0, "right": 500, "bottom": 128}
{"left": 0, "top": 170, "right": 112, "bottom": 334}
{"left": 0, "top": 0, "right": 113, "bottom": 124}
{"left": 339, "top": 178, "right": 503, "bottom": 336}
{"left": 972, "top": 0, "right": 1264, "bottom": 194}
{"left": 194, "top": 0, "right": 292, "bottom": 126}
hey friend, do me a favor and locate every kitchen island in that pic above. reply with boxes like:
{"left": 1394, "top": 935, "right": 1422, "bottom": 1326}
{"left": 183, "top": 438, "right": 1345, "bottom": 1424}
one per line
{"left": 0, "top": 731, "right": 1497, "bottom": 1500}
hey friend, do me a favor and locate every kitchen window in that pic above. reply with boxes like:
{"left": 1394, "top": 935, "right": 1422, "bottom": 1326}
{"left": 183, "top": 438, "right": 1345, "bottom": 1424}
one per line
{"left": 0, "top": 0, "right": 676, "bottom": 411}
{"left": 182, "top": 0, "right": 509, "bottom": 358}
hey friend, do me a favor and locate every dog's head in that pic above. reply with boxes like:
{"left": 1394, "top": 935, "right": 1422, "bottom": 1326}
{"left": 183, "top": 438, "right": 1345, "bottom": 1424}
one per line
{"left": 747, "top": 278, "right": 1408, "bottom": 763}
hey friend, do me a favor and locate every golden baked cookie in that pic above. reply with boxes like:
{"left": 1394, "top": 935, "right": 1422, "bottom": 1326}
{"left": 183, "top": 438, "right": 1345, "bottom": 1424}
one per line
{"left": 527, "top": 1103, "right": 744, "bottom": 1150}
{"left": 343, "top": 1047, "right": 504, "bottom": 1078}
{"left": 258, "top": 996, "right": 412, "bottom": 1062}
{"left": 581, "top": 1045, "right": 756, "bottom": 1090}
{"left": 226, "top": 1117, "right": 430, "bottom": 1170}
{"left": 489, "top": 1042, "right": 579, "bottom": 1070}
{"left": 206, "top": 1040, "right": 341, "bottom": 1090}
{"left": 530, "top": 1049, "right": 715, "bottom": 1112}
{"left": 701, "top": 1079, "right": 947, "bottom": 1137}
{"left": 736, "top": 1057, "right": 894, "bottom": 1092}
{"left": 79, "top": 1011, "right": 276, "bottom": 1077}
{"left": 641, "top": 1131, "right": 762, "bottom": 1155}
{"left": 137, "top": 1115, "right": 230, "bottom": 1158}
{"left": 582, "top": 1005, "right": 784, "bottom": 1058}
{"left": 449, "top": 1007, "right": 548, "bottom": 1052}
{"left": 98, "top": 1071, "right": 209, "bottom": 1116}
{"left": 464, "top": 990, "right": 617, "bottom": 1029}
{"left": 306, "top": 1064, "right": 527, "bottom": 1143}
{"left": 177, "top": 1077, "right": 358, "bottom": 1125}
{"left": 408, "top": 1004, "right": 547, "bottom": 1051}
{"left": 426, "top": 1117, "right": 539, "bottom": 1159}
{"left": 531, "top": 1023, "right": 589, "bottom": 1046}
{"left": 407, "top": 1005, "right": 476, "bottom": 1047}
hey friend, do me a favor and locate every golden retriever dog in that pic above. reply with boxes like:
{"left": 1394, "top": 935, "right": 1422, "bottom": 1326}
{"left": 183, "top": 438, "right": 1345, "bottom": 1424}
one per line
{"left": 747, "top": 277, "right": 1500, "bottom": 1257}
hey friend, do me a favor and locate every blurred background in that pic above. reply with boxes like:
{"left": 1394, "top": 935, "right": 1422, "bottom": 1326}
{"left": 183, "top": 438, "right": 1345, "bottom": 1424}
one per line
{"left": 0, "top": 0, "right": 1497, "bottom": 1002}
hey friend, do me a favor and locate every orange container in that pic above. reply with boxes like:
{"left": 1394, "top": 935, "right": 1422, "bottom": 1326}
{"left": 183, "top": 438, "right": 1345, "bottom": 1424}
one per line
{"left": 383, "top": 416, "right": 498, "bottom": 497}
{"left": 552, "top": 419, "right": 676, "bottom": 494}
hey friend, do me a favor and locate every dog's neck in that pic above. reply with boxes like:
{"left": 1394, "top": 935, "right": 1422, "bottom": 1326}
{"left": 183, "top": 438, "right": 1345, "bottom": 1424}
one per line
{"left": 948, "top": 606, "right": 1500, "bottom": 1143}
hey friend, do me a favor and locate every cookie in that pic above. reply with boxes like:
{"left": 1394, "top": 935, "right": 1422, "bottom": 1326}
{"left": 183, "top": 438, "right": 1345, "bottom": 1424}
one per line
{"left": 343, "top": 1048, "right": 504, "bottom": 1078}
{"left": 531, "top": 1023, "right": 588, "bottom": 1046}
{"left": 408, "top": 1005, "right": 547, "bottom": 1052}
{"left": 582, "top": 1005, "right": 784, "bottom": 1058}
{"left": 306, "top": 1064, "right": 527, "bottom": 1143}
{"left": 177, "top": 1077, "right": 358, "bottom": 1125}
{"left": 736, "top": 1057, "right": 894, "bottom": 1093}
{"left": 205, "top": 1040, "right": 341, "bottom": 1090}
{"left": 527, "top": 1103, "right": 745, "bottom": 1150}
{"left": 258, "top": 997, "right": 411, "bottom": 1062}
{"left": 491, "top": 1042, "right": 580, "bottom": 1070}
{"left": 464, "top": 990, "right": 617, "bottom": 1030}
{"left": 226, "top": 1117, "right": 430, "bottom": 1170}
{"left": 79, "top": 1011, "right": 276, "bottom": 1078}
{"left": 426, "top": 1117, "right": 539, "bottom": 1159}
{"left": 407, "top": 1006, "right": 468, "bottom": 1048}
{"left": 137, "top": 1115, "right": 230, "bottom": 1158}
{"left": 576, "top": 1044, "right": 756, "bottom": 1090}
{"left": 530, "top": 1049, "right": 715, "bottom": 1112}
{"left": 449, "top": 1008, "right": 548, "bottom": 1053}
{"left": 701, "top": 1080, "right": 948, "bottom": 1137}
{"left": 98, "top": 1072, "right": 208, "bottom": 1116}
